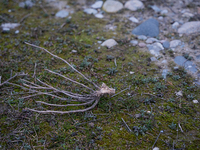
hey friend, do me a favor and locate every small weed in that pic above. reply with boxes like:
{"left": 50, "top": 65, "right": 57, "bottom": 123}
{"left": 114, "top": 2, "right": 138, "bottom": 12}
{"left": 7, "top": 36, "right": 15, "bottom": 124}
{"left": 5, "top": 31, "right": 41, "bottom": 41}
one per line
{"left": 168, "top": 122, "right": 176, "bottom": 130}
{"left": 107, "top": 68, "right": 118, "bottom": 76}
{"left": 172, "top": 75, "right": 181, "bottom": 80}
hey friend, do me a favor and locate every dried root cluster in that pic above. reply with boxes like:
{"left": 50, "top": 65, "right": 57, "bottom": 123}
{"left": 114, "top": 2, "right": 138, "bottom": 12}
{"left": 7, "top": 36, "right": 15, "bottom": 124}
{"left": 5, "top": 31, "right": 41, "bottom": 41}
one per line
{"left": 0, "top": 42, "right": 115, "bottom": 114}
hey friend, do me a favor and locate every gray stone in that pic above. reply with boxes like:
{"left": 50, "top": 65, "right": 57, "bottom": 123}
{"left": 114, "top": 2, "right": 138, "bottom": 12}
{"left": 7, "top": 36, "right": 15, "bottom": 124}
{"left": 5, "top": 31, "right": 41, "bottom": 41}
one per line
{"left": 172, "top": 22, "right": 179, "bottom": 29}
{"left": 138, "top": 35, "right": 147, "bottom": 40}
{"left": 158, "top": 16, "right": 163, "bottom": 20}
{"left": 161, "top": 9, "right": 168, "bottom": 15}
{"left": 15, "top": 30, "right": 19, "bottom": 34}
{"left": 170, "top": 40, "right": 181, "bottom": 48}
{"left": 151, "top": 5, "right": 161, "bottom": 13}
{"left": 193, "top": 100, "right": 199, "bottom": 103}
{"left": 153, "top": 147, "right": 159, "bottom": 150}
{"left": 129, "top": 16, "right": 139, "bottom": 23}
{"left": 174, "top": 56, "right": 197, "bottom": 73}
{"left": 182, "top": 12, "right": 194, "bottom": 18}
{"left": 162, "top": 69, "right": 168, "bottom": 79}
{"left": 130, "top": 40, "right": 138, "bottom": 46}
{"left": 138, "top": 42, "right": 146, "bottom": 47}
{"left": 162, "top": 41, "right": 170, "bottom": 48}
{"left": 71, "top": 50, "right": 77, "bottom": 53}
{"left": 55, "top": 10, "right": 69, "bottom": 18}
{"left": 1, "top": 23, "right": 20, "bottom": 29}
{"left": 2, "top": 27, "right": 10, "bottom": 33}
{"left": 19, "top": 0, "right": 34, "bottom": 8}
{"left": 135, "top": 114, "right": 141, "bottom": 118}
{"left": 91, "top": 1, "right": 103, "bottom": 9}
{"left": 150, "top": 57, "right": 157, "bottom": 61}
{"left": 101, "top": 39, "right": 118, "bottom": 48}
{"left": 95, "top": 13, "right": 104, "bottom": 18}
{"left": 147, "top": 42, "right": 164, "bottom": 57}
{"left": 196, "top": 54, "right": 200, "bottom": 60}
{"left": 124, "top": 0, "right": 144, "bottom": 11}
{"left": 146, "top": 38, "right": 158, "bottom": 44}
{"left": 132, "top": 18, "right": 159, "bottom": 37}
{"left": 83, "top": 8, "right": 97, "bottom": 15}
{"left": 178, "top": 21, "right": 200, "bottom": 35}
{"left": 102, "top": 0, "right": 123, "bottom": 13}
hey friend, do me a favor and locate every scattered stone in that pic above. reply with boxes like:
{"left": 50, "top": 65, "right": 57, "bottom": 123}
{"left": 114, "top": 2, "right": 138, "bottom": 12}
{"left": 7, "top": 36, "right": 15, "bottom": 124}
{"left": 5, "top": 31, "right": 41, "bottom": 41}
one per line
{"left": 101, "top": 39, "right": 118, "bottom": 48}
{"left": 182, "top": 12, "right": 194, "bottom": 18}
{"left": 174, "top": 66, "right": 179, "bottom": 70}
{"left": 135, "top": 114, "right": 141, "bottom": 118}
{"left": 150, "top": 57, "right": 157, "bottom": 61}
{"left": 2, "top": 27, "right": 10, "bottom": 33}
{"left": 55, "top": 10, "right": 69, "bottom": 18}
{"left": 97, "top": 41, "right": 102, "bottom": 44}
{"left": 130, "top": 71, "right": 135, "bottom": 74}
{"left": 19, "top": 0, "right": 34, "bottom": 8}
{"left": 146, "top": 38, "right": 158, "bottom": 44}
{"left": 170, "top": 40, "right": 181, "bottom": 48}
{"left": 153, "top": 147, "right": 159, "bottom": 150}
{"left": 162, "top": 69, "right": 168, "bottom": 79}
{"left": 130, "top": 40, "right": 138, "bottom": 46}
{"left": 175, "top": 91, "right": 183, "bottom": 97}
{"left": 174, "top": 56, "right": 197, "bottom": 73}
{"left": 88, "top": 122, "right": 95, "bottom": 128}
{"left": 138, "top": 35, "right": 147, "bottom": 40}
{"left": 1, "top": 23, "right": 20, "bottom": 29}
{"left": 162, "top": 41, "right": 170, "bottom": 48}
{"left": 91, "top": 1, "right": 103, "bottom": 9}
{"left": 102, "top": 0, "right": 123, "bottom": 13}
{"left": 161, "top": 60, "right": 167, "bottom": 64}
{"left": 15, "top": 30, "right": 19, "bottom": 34}
{"left": 124, "top": 0, "right": 144, "bottom": 11}
{"left": 178, "top": 21, "right": 200, "bottom": 35}
{"left": 147, "top": 42, "right": 164, "bottom": 56}
{"left": 193, "top": 100, "right": 199, "bottom": 103}
{"left": 83, "top": 8, "right": 97, "bottom": 15}
{"left": 161, "top": 9, "right": 168, "bottom": 15}
{"left": 132, "top": 18, "right": 159, "bottom": 37}
{"left": 172, "top": 22, "right": 179, "bottom": 29}
{"left": 71, "top": 50, "right": 77, "bottom": 53}
{"left": 95, "top": 13, "right": 104, "bottom": 18}
{"left": 129, "top": 16, "right": 139, "bottom": 23}
{"left": 196, "top": 54, "right": 200, "bottom": 60}
{"left": 138, "top": 42, "right": 146, "bottom": 47}
{"left": 158, "top": 16, "right": 163, "bottom": 20}
{"left": 150, "top": 5, "right": 161, "bottom": 13}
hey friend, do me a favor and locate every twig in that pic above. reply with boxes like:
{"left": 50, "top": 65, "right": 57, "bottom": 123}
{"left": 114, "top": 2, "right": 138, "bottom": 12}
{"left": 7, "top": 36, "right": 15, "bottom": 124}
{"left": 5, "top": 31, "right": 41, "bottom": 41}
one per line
{"left": 121, "top": 118, "right": 132, "bottom": 133}
{"left": 178, "top": 123, "right": 184, "bottom": 133}
{"left": 114, "top": 58, "right": 117, "bottom": 67}
{"left": 111, "top": 86, "right": 130, "bottom": 97}
{"left": 152, "top": 130, "right": 163, "bottom": 149}
{"left": 39, "top": 4, "right": 48, "bottom": 15}
{"left": 32, "top": 62, "right": 37, "bottom": 78}
{"left": 25, "top": 42, "right": 99, "bottom": 89}
{"left": 19, "top": 13, "right": 32, "bottom": 23}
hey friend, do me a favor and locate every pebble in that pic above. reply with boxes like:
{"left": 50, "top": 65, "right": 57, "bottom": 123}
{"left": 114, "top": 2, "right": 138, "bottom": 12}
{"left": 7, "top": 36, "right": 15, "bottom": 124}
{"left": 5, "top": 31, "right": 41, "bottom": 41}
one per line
{"left": 91, "top": 1, "right": 103, "bottom": 9}
{"left": 193, "top": 100, "right": 199, "bottom": 103}
{"left": 124, "top": 0, "right": 144, "bottom": 11}
{"left": 102, "top": 0, "right": 123, "bottom": 13}
{"left": 132, "top": 18, "right": 159, "bottom": 37}
{"left": 129, "top": 16, "right": 139, "bottom": 23}
{"left": 153, "top": 147, "right": 159, "bottom": 150}
{"left": 146, "top": 38, "right": 158, "bottom": 44}
{"left": 176, "top": 91, "right": 183, "bottom": 97}
{"left": 15, "top": 30, "right": 19, "bottom": 34}
{"left": 101, "top": 39, "right": 118, "bottom": 48}
{"left": 178, "top": 21, "right": 200, "bottom": 35}
{"left": 161, "top": 9, "right": 168, "bottom": 15}
{"left": 150, "top": 57, "right": 157, "bottom": 61}
{"left": 161, "top": 60, "right": 167, "bottom": 64}
{"left": 130, "top": 40, "right": 138, "bottom": 46}
{"left": 170, "top": 40, "right": 181, "bottom": 48}
{"left": 138, "top": 35, "right": 147, "bottom": 40}
{"left": 95, "top": 13, "right": 104, "bottom": 18}
{"left": 162, "top": 69, "right": 168, "bottom": 79}
{"left": 1, "top": 23, "right": 20, "bottom": 29}
{"left": 147, "top": 42, "right": 164, "bottom": 56}
{"left": 182, "top": 12, "right": 194, "bottom": 18}
{"left": 162, "top": 41, "right": 170, "bottom": 48}
{"left": 150, "top": 5, "right": 161, "bottom": 13}
{"left": 135, "top": 114, "right": 141, "bottom": 118}
{"left": 19, "top": 0, "right": 34, "bottom": 8}
{"left": 130, "top": 71, "right": 135, "bottom": 74}
{"left": 158, "top": 16, "right": 163, "bottom": 20}
{"left": 174, "top": 56, "right": 197, "bottom": 73}
{"left": 138, "top": 42, "right": 146, "bottom": 47}
{"left": 172, "top": 22, "right": 179, "bottom": 29}
{"left": 2, "top": 27, "right": 10, "bottom": 33}
{"left": 55, "top": 10, "right": 69, "bottom": 18}
{"left": 83, "top": 8, "right": 97, "bottom": 15}
{"left": 71, "top": 50, "right": 77, "bottom": 53}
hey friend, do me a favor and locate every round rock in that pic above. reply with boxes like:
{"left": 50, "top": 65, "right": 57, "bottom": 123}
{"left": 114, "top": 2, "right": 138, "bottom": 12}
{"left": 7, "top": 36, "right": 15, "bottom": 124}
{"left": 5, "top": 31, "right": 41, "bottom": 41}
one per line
{"left": 178, "top": 21, "right": 200, "bottom": 35}
{"left": 162, "top": 41, "right": 170, "bottom": 49}
{"left": 101, "top": 39, "right": 118, "bottom": 48}
{"left": 55, "top": 10, "right": 69, "bottom": 18}
{"left": 102, "top": 0, "right": 123, "bottom": 13}
{"left": 130, "top": 40, "right": 138, "bottom": 46}
{"left": 132, "top": 18, "right": 159, "bottom": 37}
{"left": 91, "top": 1, "right": 103, "bottom": 9}
{"left": 124, "top": 0, "right": 144, "bottom": 11}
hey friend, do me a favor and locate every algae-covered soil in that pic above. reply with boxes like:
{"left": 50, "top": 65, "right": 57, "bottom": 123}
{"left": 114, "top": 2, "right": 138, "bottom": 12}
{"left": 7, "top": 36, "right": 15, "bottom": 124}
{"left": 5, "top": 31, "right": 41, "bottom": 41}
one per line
{"left": 0, "top": 0, "right": 200, "bottom": 149}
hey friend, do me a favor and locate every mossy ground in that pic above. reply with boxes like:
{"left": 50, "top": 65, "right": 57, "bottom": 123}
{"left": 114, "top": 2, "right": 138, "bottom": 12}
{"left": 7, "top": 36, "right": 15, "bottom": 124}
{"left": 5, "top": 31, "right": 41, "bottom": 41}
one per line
{"left": 0, "top": 1, "right": 200, "bottom": 150}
